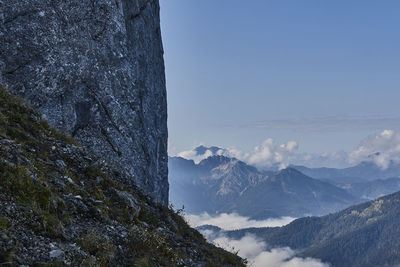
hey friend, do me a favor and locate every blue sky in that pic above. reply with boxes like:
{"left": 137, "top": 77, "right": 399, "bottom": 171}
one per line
{"left": 160, "top": 0, "right": 400, "bottom": 165}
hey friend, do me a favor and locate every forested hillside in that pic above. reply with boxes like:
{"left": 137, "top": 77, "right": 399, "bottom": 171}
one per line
{"left": 227, "top": 191, "right": 400, "bottom": 266}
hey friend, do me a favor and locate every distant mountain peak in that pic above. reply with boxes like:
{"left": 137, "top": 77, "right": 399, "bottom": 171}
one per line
{"left": 198, "top": 155, "right": 233, "bottom": 168}
{"left": 277, "top": 167, "right": 304, "bottom": 176}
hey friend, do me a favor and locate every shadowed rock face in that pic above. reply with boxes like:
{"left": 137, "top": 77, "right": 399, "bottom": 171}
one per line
{"left": 0, "top": 0, "right": 168, "bottom": 204}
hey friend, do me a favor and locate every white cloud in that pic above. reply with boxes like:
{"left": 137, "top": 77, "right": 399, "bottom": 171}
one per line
{"left": 175, "top": 143, "right": 349, "bottom": 169}
{"left": 184, "top": 212, "right": 327, "bottom": 266}
{"left": 175, "top": 139, "right": 299, "bottom": 170}
{"left": 253, "top": 247, "right": 329, "bottom": 267}
{"left": 185, "top": 212, "right": 295, "bottom": 230}
{"left": 173, "top": 142, "right": 348, "bottom": 169}
{"left": 174, "top": 130, "right": 400, "bottom": 170}
{"left": 177, "top": 148, "right": 214, "bottom": 163}
{"left": 349, "top": 130, "right": 400, "bottom": 169}
{"left": 245, "top": 139, "right": 299, "bottom": 170}
{"left": 206, "top": 233, "right": 329, "bottom": 267}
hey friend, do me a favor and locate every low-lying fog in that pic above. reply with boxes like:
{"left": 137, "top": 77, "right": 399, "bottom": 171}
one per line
{"left": 186, "top": 213, "right": 329, "bottom": 267}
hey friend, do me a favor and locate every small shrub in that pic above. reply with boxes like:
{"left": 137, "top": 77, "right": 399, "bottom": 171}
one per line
{"left": 0, "top": 217, "right": 9, "bottom": 230}
{"left": 128, "top": 227, "right": 178, "bottom": 265}
{"left": 78, "top": 231, "right": 116, "bottom": 266}
{"left": 38, "top": 211, "right": 64, "bottom": 238}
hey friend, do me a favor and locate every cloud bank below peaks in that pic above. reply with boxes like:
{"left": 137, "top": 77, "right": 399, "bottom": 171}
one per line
{"left": 186, "top": 214, "right": 327, "bottom": 266}
{"left": 185, "top": 212, "right": 295, "bottom": 230}
{"left": 203, "top": 232, "right": 329, "bottom": 267}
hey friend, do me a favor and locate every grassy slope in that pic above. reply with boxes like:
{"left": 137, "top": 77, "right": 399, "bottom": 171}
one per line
{"left": 0, "top": 87, "right": 245, "bottom": 266}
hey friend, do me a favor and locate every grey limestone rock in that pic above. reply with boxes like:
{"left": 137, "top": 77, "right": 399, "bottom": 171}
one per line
{"left": 49, "top": 249, "right": 64, "bottom": 258}
{"left": 0, "top": 0, "right": 168, "bottom": 204}
{"left": 116, "top": 190, "right": 141, "bottom": 217}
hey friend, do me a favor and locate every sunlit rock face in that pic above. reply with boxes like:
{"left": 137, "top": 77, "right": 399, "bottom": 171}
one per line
{"left": 0, "top": 0, "right": 168, "bottom": 205}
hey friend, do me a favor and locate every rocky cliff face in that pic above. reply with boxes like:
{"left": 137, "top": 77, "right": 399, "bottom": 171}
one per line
{"left": 0, "top": 0, "right": 168, "bottom": 204}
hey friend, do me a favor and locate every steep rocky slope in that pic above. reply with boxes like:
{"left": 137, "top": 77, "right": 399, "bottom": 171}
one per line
{"left": 0, "top": 88, "right": 245, "bottom": 266}
{"left": 0, "top": 0, "right": 168, "bottom": 205}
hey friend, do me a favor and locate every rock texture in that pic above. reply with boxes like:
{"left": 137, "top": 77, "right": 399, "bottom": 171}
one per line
{"left": 0, "top": 87, "right": 245, "bottom": 266}
{"left": 0, "top": 0, "right": 168, "bottom": 204}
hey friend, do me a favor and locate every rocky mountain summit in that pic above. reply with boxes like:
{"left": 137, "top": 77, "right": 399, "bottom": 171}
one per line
{"left": 0, "top": 88, "right": 245, "bottom": 266}
{"left": 0, "top": 0, "right": 168, "bottom": 205}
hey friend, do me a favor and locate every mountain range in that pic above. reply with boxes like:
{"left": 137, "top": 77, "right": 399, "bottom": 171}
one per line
{"left": 170, "top": 146, "right": 400, "bottom": 219}
{"left": 169, "top": 154, "right": 358, "bottom": 219}
{"left": 292, "top": 162, "right": 400, "bottom": 201}
{"left": 293, "top": 160, "right": 400, "bottom": 184}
